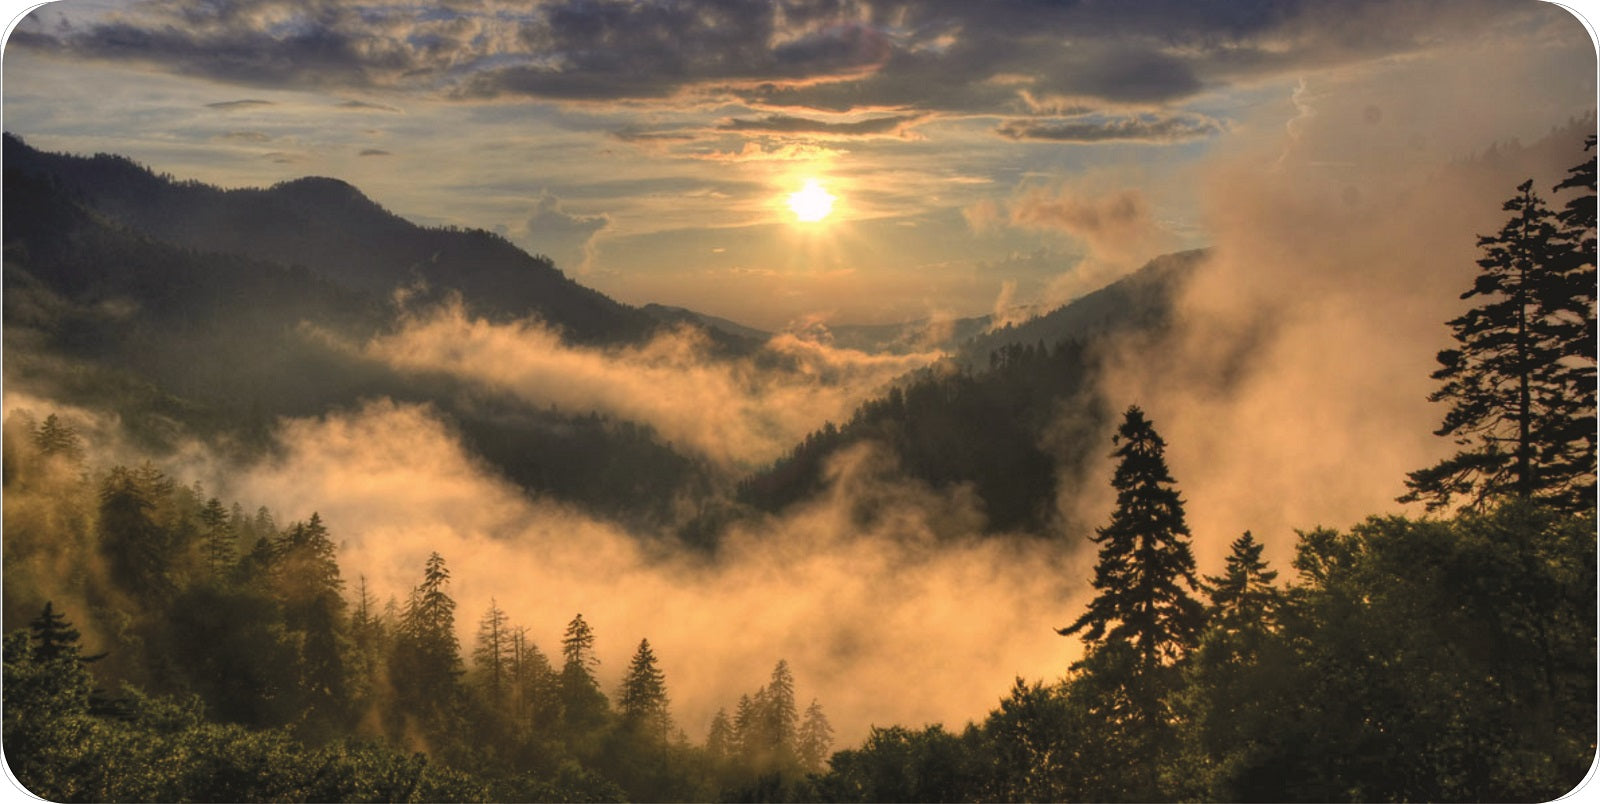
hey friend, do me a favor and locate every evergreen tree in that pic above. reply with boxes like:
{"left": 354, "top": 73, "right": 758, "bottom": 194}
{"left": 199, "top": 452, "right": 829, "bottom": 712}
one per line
{"left": 1546, "top": 136, "right": 1598, "bottom": 507}
{"left": 797, "top": 699, "right": 835, "bottom": 772}
{"left": 473, "top": 599, "right": 512, "bottom": 704}
{"left": 561, "top": 613, "right": 598, "bottom": 672}
{"left": 509, "top": 627, "right": 561, "bottom": 731}
{"left": 732, "top": 693, "right": 759, "bottom": 760}
{"left": 706, "top": 709, "right": 734, "bottom": 762}
{"left": 1059, "top": 406, "right": 1205, "bottom": 667}
{"left": 29, "top": 602, "right": 103, "bottom": 666}
{"left": 98, "top": 464, "right": 177, "bottom": 599}
{"left": 619, "top": 638, "right": 671, "bottom": 738}
{"left": 1403, "top": 173, "right": 1596, "bottom": 512}
{"left": 270, "top": 514, "right": 349, "bottom": 734}
{"left": 198, "top": 497, "right": 235, "bottom": 577}
{"left": 1203, "top": 531, "right": 1281, "bottom": 631}
{"left": 391, "top": 552, "right": 464, "bottom": 739}
{"left": 33, "top": 414, "right": 84, "bottom": 464}
{"left": 760, "top": 659, "right": 799, "bottom": 759}
{"left": 558, "top": 613, "right": 609, "bottom": 732}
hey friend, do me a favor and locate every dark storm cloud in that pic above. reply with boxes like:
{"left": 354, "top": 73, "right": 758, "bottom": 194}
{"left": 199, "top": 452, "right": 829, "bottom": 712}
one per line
{"left": 16, "top": 0, "right": 1522, "bottom": 116}
{"left": 996, "top": 112, "right": 1226, "bottom": 143}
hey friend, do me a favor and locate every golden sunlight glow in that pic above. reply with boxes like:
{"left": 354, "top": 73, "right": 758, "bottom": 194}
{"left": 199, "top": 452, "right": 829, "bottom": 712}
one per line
{"left": 788, "top": 179, "right": 836, "bottom": 222}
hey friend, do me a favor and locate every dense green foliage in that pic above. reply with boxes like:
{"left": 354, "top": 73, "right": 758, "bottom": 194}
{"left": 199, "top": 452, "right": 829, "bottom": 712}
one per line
{"left": 802, "top": 504, "right": 1595, "bottom": 803}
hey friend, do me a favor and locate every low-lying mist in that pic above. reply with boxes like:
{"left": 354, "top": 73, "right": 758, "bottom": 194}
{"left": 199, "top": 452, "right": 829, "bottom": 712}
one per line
{"left": 217, "top": 399, "right": 1087, "bottom": 744}
{"left": 356, "top": 302, "right": 945, "bottom": 470}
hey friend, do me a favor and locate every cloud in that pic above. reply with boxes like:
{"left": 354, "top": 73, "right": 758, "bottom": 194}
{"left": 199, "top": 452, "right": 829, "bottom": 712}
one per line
{"left": 216, "top": 130, "right": 273, "bottom": 143}
{"left": 716, "top": 113, "right": 926, "bottom": 139}
{"left": 337, "top": 99, "right": 402, "bottom": 112}
{"left": 204, "top": 99, "right": 276, "bottom": 110}
{"left": 455, "top": 10, "right": 890, "bottom": 102}
{"left": 358, "top": 148, "right": 391, "bottom": 156}
{"left": 355, "top": 302, "right": 943, "bottom": 471}
{"left": 13, "top": 0, "right": 1543, "bottom": 119}
{"left": 996, "top": 112, "right": 1226, "bottom": 144}
{"left": 522, "top": 191, "right": 611, "bottom": 273}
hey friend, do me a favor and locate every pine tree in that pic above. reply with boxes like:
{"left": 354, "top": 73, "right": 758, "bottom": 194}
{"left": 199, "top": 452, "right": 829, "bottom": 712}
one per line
{"left": 619, "top": 638, "right": 671, "bottom": 738}
{"left": 509, "top": 627, "right": 560, "bottom": 730}
{"left": 561, "top": 613, "right": 598, "bottom": 672}
{"left": 797, "top": 699, "right": 834, "bottom": 772}
{"left": 29, "top": 602, "right": 103, "bottom": 665}
{"left": 1059, "top": 406, "right": 1205, "bottom": 668}
{"left": 198, "top": 497, "right": 235, "bottom": 577}
{"left": 732, "top": 693, "right": 758, "bottom": 760}
{"left": 473, "top": 600, "right": 512, "bottom": 704}
{"left": 392, "top": 552, "right": 464, "bottom": 736}
{"left": 558, "top": 613, "right": 609, "bottom": 731}
{"left": 706, "top": 708, "right": 735, "bottom": 762}
{"left": 1204, "top": 531, "right": 1281, "bottom": 631}
{"left": 1403, "top": 173, "right": 1596, "bottom": 512}
{"left": 1546, "top": 136, "right": 1598, "bottom": 508}
{"left": 33, "top": 414, "right": 83, "bottom": 464}
{"left": 761, "top": 659, "right": 798, "bottom": 757}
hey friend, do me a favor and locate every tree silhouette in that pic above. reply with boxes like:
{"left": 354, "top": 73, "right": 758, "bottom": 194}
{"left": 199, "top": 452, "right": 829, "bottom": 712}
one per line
{"left": 391, "top": 552, "right": 463, "bottom": 738}
{"left": 33, "top": 414, "right": 83, "bottom": 464}
{"left": 558, "top": 613, "right": 609, "bottom": 732}
{"left": 1204, "top": 531, "right": 1281, "bottom": 632}
{"left": 797, "top": 699, "right": 835, "bottom": 772}
{"left": 619, "top": 638, "right": 671, "bottom": 738}
{"left": 1059, "top": 406, "right": 1204, "bottom": 668}
{"left": 1403, "top": 161, "right": 1597, "bottom": 512}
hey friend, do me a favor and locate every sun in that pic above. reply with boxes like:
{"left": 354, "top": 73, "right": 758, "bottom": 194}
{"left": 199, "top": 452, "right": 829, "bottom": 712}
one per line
{"left": 788, "top": 178, "right": 836, "bottom": 222}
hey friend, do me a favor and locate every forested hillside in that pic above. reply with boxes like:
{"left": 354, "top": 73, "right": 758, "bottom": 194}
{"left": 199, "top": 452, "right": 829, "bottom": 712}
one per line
{"left": 4, "top": 413, "right": 836, "bottom": 801}
{"left": 737, "top": 253, "right": 1199, "bottom": 535}
{"left": 4, "top": 138, "right": 723, "bottom": 529}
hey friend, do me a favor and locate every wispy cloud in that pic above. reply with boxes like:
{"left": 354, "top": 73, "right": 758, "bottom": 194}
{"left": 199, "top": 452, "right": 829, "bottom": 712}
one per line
{"left": 204, "top": 99, "right": 276, "bottom": 110}
{"left": 996, "top": 112, "right": 1226, "bottom": 144}
{"left": 716, "top": 113, "right": 926, "bottom": 139}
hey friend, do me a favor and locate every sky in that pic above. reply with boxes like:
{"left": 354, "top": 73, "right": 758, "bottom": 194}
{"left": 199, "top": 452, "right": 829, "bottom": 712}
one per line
{"left": 3, "top": 0, "right": 1594, "bottom": 329}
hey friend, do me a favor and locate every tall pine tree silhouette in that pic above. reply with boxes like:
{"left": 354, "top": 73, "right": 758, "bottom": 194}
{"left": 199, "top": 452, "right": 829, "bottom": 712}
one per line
{"left": 1059, "top": 405, "right": 1204, "bottom": 668}
{"left": 1403, "top": 158, "right": 1596, "bottom": 513}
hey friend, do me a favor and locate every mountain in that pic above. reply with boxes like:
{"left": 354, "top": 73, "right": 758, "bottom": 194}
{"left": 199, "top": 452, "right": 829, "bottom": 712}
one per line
{"left": 955, "top": 250, "right": 1205, "bottom": 367}
{"left": 733, "top": 251, "right": 1203, "bottom": 535}
{"left": 640, "top": 303, "right": 772, "bottom": 343}
{"left": 3, "top": 136, "right": 715, "bottom": 530}
{"left": 3, "top": 134, "right": 659, "bottom": 344}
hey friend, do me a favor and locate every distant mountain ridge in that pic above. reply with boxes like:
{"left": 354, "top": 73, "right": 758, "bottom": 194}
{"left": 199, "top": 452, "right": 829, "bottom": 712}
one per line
{"left": 3, "top": 134, "right": 659, "bottom": 344}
